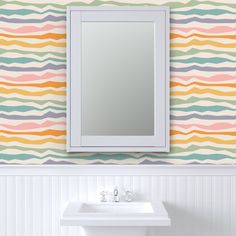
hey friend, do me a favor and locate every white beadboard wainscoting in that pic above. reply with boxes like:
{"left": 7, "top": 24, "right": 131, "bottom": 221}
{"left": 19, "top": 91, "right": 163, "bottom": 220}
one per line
{"left": 0, "top": 165, "right": 235, "bottom": 236}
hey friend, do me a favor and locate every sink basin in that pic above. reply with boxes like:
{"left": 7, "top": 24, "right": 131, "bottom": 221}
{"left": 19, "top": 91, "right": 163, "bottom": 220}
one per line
{"left": 61, "top": 201, "right": 170, "bottom": 227}
{"left": 79, "top": 202, "right": 154, "bottom": 214}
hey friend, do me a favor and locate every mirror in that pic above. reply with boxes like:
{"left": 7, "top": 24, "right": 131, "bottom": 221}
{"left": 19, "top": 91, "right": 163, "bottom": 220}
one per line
{"left": 67, "top": 7, "right": 169, "bottom": 152}
{"left": 81, "top": 22, "right": 154, "bottom": 136}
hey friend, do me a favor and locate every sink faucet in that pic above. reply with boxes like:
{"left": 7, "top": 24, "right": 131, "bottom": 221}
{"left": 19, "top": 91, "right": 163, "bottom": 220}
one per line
{"left": 113, "top": 187, "right": 119, "bottom": 202}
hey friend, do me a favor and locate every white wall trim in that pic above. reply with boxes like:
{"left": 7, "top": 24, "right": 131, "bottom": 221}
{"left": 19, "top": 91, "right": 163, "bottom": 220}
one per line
{"left": 0, "top": 165, "right": 235, "bottom": 176}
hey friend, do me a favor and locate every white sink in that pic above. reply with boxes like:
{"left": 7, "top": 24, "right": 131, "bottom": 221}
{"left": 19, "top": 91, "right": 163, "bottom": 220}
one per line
{"left": 61, "top": 201, "right": 170, "bottom": 236}
{"left": 80, "top": 201, "right": 154, "bottom": 213}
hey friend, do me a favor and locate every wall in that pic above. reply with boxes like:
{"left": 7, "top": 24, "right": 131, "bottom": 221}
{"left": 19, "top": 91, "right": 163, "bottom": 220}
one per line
{"left": 0, "top": 0, "right": 235, "bottom": 164}
{"left": 0, "top": 165, "right": 235, "bottom": 236}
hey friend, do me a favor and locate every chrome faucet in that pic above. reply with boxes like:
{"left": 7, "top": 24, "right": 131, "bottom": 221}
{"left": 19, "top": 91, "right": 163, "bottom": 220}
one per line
{"left": 113, "top": 187, "right": 119, "bottom": 202}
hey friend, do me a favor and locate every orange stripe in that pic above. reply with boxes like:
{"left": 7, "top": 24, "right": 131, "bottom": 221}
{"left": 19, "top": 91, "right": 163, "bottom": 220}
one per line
{"left": 1, "top": 130, "right": 65, "bottom": 136}
{"left": 0, "top": 81, "right": 65, "bottom": 88}
{"left": 171, "top": 33, "right": 236, "bottom": 40}
{"left": 171, "top": 81, "right": 236, "bottom": 88}
{"left": 171, "top": 130, "right": 236, "bottom": 136}
{"left": 0, "top": 33, "right": 65, "bottom": 40}
{"left": 0, "top": 87, "right": 65, "bottom": 96}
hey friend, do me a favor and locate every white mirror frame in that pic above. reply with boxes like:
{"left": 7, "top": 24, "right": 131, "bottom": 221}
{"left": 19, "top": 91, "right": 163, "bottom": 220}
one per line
{"left": 67, "top": 7, "right": 169, "bottom": 152}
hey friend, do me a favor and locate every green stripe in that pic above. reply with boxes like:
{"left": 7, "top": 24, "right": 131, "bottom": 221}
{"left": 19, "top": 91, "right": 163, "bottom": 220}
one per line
{"left": 171, "top": 105, "right": 236, "bottom": 112}
{"left": 171, "top": 97, "right": 236, "bottom": 106}
{"left": 171, "top": 57, "right": 236, "bottom": 64}
{"left": 0, "top": 48, "right": 65, "bottom": 58}
{"left": 171, "top": 49, "right": 236, "bottom": 58}
{"left": 1, "top": 0, "right": 236, "bottom": 10}
{"left": 0, "top": 97, "right": 65, "bottom": 106}
{"left": 171, "top": 145, "right": 236, "bottom": 154}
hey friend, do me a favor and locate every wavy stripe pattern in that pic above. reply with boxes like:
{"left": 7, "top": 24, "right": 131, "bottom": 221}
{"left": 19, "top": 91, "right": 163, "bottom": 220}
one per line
{"left": 0, "top": 0, "right": 236, "bottom": 165}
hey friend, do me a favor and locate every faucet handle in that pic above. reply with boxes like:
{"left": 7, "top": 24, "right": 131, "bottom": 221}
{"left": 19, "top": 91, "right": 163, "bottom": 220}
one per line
{"left": 113, "top": 188, "right": 119, "bottom": 202}
{"left": 100, "top": 191, "right": 108, "bottom": 202}
{"left": 125, "top": 190, "right": 133, "bottom": 202}
{"left": 113, "top": 188, "right": 118, "bottom": 196}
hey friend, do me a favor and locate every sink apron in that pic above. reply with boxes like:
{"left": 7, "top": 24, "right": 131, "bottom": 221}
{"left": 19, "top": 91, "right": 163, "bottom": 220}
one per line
{"left": 82, "top": 226, "right": 148, "bottom": 236}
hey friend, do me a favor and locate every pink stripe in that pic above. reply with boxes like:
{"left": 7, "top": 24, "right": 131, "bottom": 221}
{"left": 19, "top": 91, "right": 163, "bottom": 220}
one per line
{"left": 0, "top": 121, "right": 65, "bottom": 130}
{"left": 1, "top": 72, "right": 65, "bottom": 82}
{"left": 0, "top": 24, "right": 65, "bottom": 34}
{"left": 171, "top": 26, "right": 236, "bottom": 34}
{"left": 172, "top": 74, "right": 236, "bottom": 82}
{"left": 174, "top": 123, "right": 236, "bottom": 130}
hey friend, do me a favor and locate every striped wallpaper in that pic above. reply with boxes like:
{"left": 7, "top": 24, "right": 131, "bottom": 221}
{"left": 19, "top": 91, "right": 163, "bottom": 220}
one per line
{"left": 0, "top": 0, "right": 235, "bottom": 165}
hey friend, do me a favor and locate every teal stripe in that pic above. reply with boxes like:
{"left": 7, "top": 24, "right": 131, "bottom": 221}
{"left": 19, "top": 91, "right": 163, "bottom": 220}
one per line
{"left": 0, "top": 8, "right": 64, "bottom": 16}
{"left": 148, "top": 154, "right": 236, "bottom": 160}
{"left": 171, "top": 57, "right": 236, "bottom": 64}
{"left": 172, "top": 9, "right": 235, "bottom": 15}
{"left": 0, "top": 57, "right": 66, "bottom": 64}
{"left": 0, "top": 153, "right": 234, "bottom": 161}
{"left": 0, "top": 105, "right": 65, "bottom": 112}
{"left": 171, "top": 105, "right": 236, "bottom": 112}
{"left": 170, "top": 145, "right": 236, "bottom": 154}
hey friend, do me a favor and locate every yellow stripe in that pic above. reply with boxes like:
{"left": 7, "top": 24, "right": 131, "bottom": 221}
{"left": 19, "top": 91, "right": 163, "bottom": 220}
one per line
{"left": 0, "top": 135, "right": 65, "bottom": 144}
{"left": 0, "top": 38, "right": 65, "bottom": 48}
{"left": 0, "top": 87, "right": 65, "bottom": 96}
{"left": 171, "top": 88, "right": 236, "bottom": 96}
{"left": 172, "top": 136, "right": 236, "bottom": 145}
{"left": 171, "top": 39, "right": 236, "bottom": 48}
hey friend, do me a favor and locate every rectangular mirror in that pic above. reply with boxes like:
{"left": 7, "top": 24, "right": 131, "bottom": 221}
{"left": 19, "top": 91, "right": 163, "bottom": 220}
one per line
{"left": 67, "top": 7, "right": 169, "bottom": 152}
{"left": 82, "top": 22, "right": 154, "bottom": 136}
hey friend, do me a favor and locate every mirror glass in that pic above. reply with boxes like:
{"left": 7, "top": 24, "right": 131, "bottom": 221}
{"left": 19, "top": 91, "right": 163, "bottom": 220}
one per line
{"left": 81, "top": 22, "right": 155, "bottom": 136}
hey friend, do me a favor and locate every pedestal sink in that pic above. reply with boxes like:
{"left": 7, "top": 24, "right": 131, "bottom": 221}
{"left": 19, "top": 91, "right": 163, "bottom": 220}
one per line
{"left": 61, "top": 201, "right": 170, "bottom": 236}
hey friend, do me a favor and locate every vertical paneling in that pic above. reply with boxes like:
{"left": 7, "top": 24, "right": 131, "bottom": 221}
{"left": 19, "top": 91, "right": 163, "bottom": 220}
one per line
{"left": 132, "top": 175, "right": 141, "bottom": 201}
{"left": 0, "top": 176, "right": 7, "bottom": 236}
{"left": 230, "top": 176, "right": 235, "bottom": 236}
{"left": 15, "top": 176, "right": 24, "bottom": 236}
{"left": 60, "top": 176, "right": 69, "bottom": 236}
{"left": 223, "top": 176, "right": 231, "bottom": 236}
{"left": 7, "top": 176, "right": 16, "bottom": 236}
{"left": 0, "top": 168, "right": 235, "bottom": 236}
{"left": 42, "top": 176, "right": 52, "bottom": 236}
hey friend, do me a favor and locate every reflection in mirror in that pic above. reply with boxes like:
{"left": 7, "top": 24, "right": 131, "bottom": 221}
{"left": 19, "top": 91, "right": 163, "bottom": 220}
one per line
{"left": 81, "top": 22, "right": 155, "bottom": 136}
